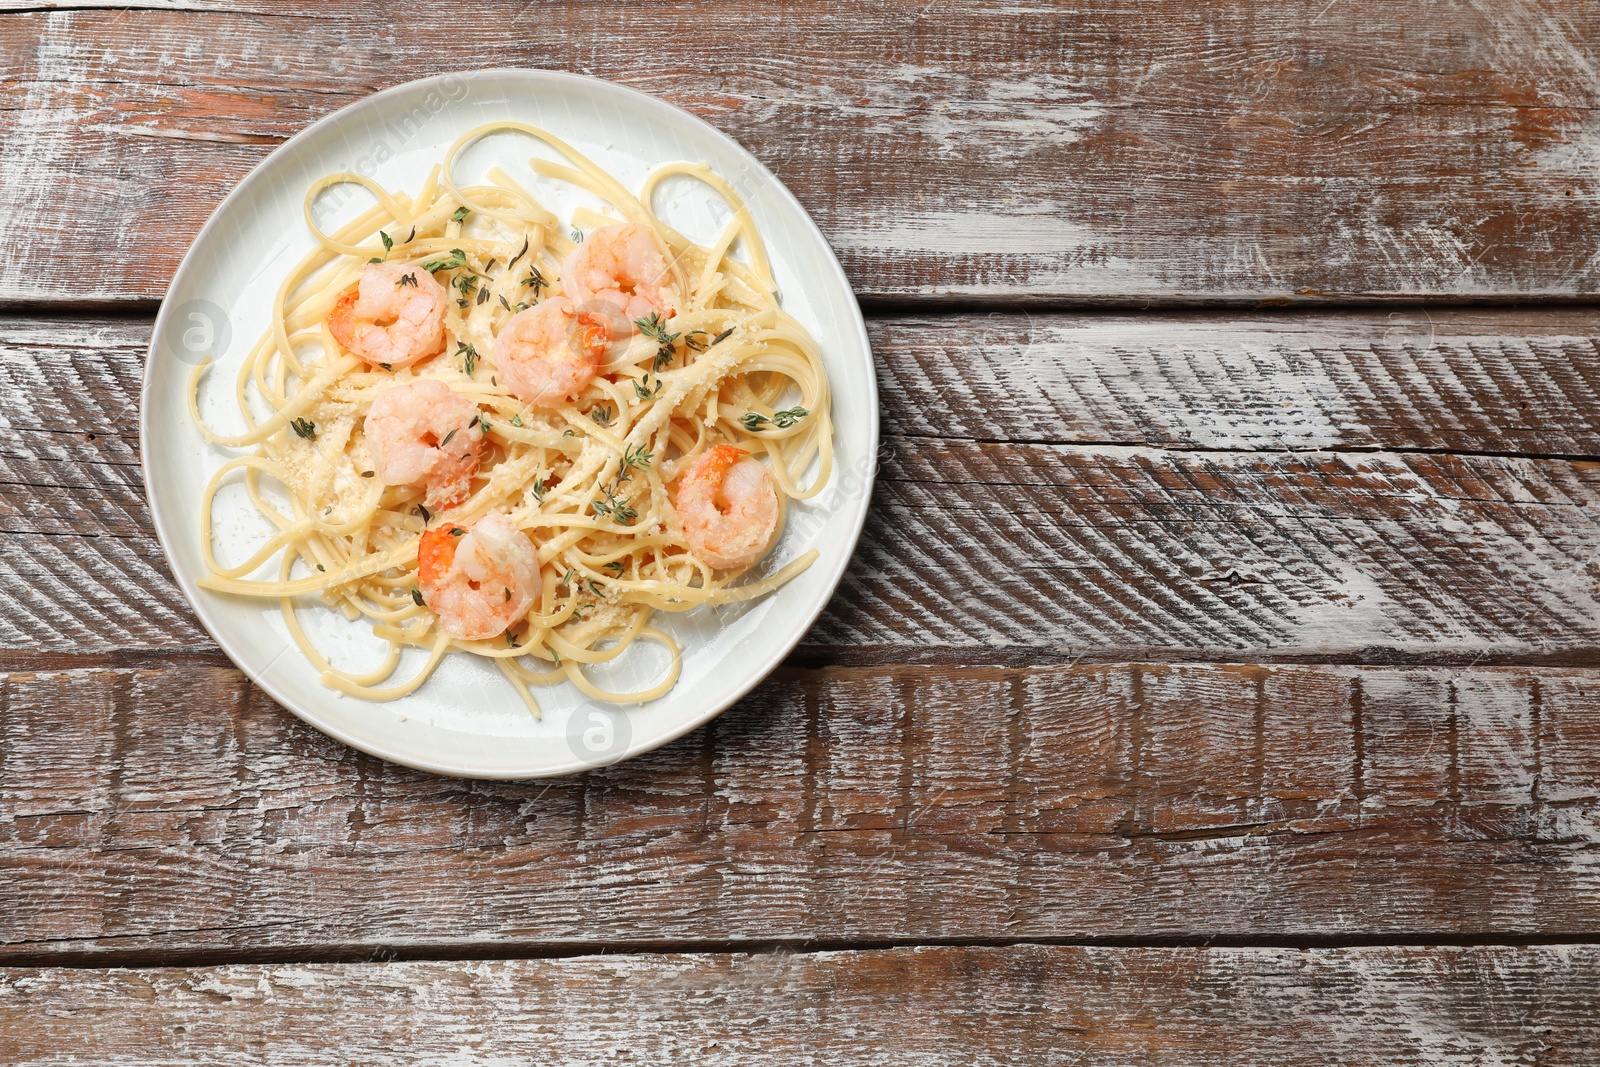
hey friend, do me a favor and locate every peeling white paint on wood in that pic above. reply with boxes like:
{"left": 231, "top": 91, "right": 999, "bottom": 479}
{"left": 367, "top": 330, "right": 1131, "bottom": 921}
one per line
{"left": 4, "top": 2, "right": 1600, "bottom": 301}
{"left": 9, "top": 312, "right": 1600, "bottom": 658}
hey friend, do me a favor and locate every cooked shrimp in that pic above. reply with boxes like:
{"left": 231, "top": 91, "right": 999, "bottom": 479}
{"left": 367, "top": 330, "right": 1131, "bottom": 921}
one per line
{"left": 494, "top": 296, "right": 610, "bottom": 406}
{"left": 677, "top": 444, "right": 779, "bottom": 570}
{"left": 563, "top": 222, "right": 681, "bottom": 331}
{"left": 417, "top": 513, "right": 541, "bottom": 641}
{"left": 327, "top": 262, "right": 448, "bottom": 368}
{"left": 364, "top": 379, "right": 486, "bottom": 510}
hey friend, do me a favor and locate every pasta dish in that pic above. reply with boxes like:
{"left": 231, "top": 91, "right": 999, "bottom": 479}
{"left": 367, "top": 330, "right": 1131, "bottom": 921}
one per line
{"left": 188, "top": 121, "right": 833, "bottom": 715}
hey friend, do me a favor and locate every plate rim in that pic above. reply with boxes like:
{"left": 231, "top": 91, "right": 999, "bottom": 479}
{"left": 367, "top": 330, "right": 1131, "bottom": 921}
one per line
{"left": 140, "top": 67, "right": 878, "bottom": 779}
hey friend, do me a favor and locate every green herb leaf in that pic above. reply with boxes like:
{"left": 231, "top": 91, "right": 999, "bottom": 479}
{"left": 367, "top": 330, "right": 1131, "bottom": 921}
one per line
{"left": 743, "top": 405, "right": 809, "bottom": 431}
{"left": 632, "top": 373, "right": 662, "bottom": 400}
{"left": 523, "top": 267, "right": 547, "bottom": 297}
{"left": 622, "top": 442, "right": 652, "bottom": 473}
{"left": 422, "top": 248, "right": 468, "bottom": 272}
{"left": 570, "top": 227, "right": 583, "bottom": 243}
{"left": 417, "top": 504, "right": 432, "bottom": 524}
{"left": 440, "top": 427, "right": 459, "bottom": 447}
{"left": 455, "top": 342, "right": 478, "bottom": 377}
{"left": 290, "top": 417, "right": 317, "bottom": 441}
{"left": 635, "top": 313, "right": 678, "bottom": 346}
{"left": 476, "top": 284, "right": 492, "bottom": 305}
{"left": 589, "top": 404, "right": 614, "bottom": 427}
{"left": 395, "top": 273, "right": 418, "bottom": 289}
{"left": 509, "top": 413, "right": 524, "bottom": 428}
{"left": 449, "top": 526, "right": 465, "bottom": 537}
{"left": 506, "top": 237, "right": 530, "bottom": 271}
{"left": 478, "top": 414, "right": 491, "bottom": 434}
{"left": 411, "top": 588, "right": 424, "bottom": 607}
{"left": 531, "top": 476, "right": 546, "bottom": 502}
{"left": 380, "top": 230, "right": 393, "bottom": 253}
{"left": 451, "top": 206, "right": 470, "bottom": 222}
{"left": 603, "top": 560, "right": 624, "bottom": 576}
{"left": 592, "top": 482, "right": 637, "bottom": 525}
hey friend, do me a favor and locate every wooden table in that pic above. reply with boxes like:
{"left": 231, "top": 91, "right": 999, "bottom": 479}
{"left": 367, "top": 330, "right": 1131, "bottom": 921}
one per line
{"left": 4, "top": 2, "right": 1600, "bottom": 1061}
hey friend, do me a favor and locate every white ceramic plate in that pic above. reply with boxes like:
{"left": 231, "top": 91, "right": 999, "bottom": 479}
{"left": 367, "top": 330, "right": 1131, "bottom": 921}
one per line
{"left": 142, "top": 70, "right": 877, "bottom": 779}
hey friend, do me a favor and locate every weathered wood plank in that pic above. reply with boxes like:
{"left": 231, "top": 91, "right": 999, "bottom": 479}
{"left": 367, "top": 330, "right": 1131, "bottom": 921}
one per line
{"left": 2, "top": 946, "right": 1595, "bottom": 1065}
{"left": 13, "top": 312, "right": 1600, "bottom": 660}
{"left": 5, "top": 1, "right": 1600, "bottom": 303}
{"left": 837, "top": 442, "right": 1600, "bottom": 661}
{"left": 881, "top": 309, "right": 1600, "bottom": 455}
{"left": 4, "top": 661, "right": 1600, "bottom": 960}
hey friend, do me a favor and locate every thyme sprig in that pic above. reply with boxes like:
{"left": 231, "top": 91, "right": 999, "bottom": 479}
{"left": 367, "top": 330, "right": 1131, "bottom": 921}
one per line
{"left": 635, "top": 312, "right": 680, "bottom": 370}
{"left": 620, "top": 443, "right": 653, "bottom": 478}
{"left": 422, "top": 248, "right": 468, "bottom": 272}
{"left": 632, "top": 373, "right": 662, "bottom": 400}
{"left": 591, "top": 486, "right": 636, "bottom": 525}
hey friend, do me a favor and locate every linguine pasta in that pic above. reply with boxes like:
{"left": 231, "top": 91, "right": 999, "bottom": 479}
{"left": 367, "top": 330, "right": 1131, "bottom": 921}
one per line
{"left": 187, "top": 121, "right": 834, "bottom": 717}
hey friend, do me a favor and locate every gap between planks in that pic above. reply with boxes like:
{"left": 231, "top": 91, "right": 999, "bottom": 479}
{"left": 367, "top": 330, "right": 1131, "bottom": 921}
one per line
{"left": 12, "top": 932, "right": 1600, "bottom": 974}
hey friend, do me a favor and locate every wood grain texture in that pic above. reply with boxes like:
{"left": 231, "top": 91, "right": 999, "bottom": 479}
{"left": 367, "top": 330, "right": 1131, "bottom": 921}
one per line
{"left": 5, "top": 661, "right": 1600, "bottom": 961}
{"left": 12, "top": 311, "right": 1600, "bottom": 661}
{"left": 2, "top": 945, "right": 1596, "bottom": 1065}
{"left": 881, "top": 309, "right": 1600, "bottom": 455}
{"left": 4, "top": 1, "right": 1600, "bottom": 303}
